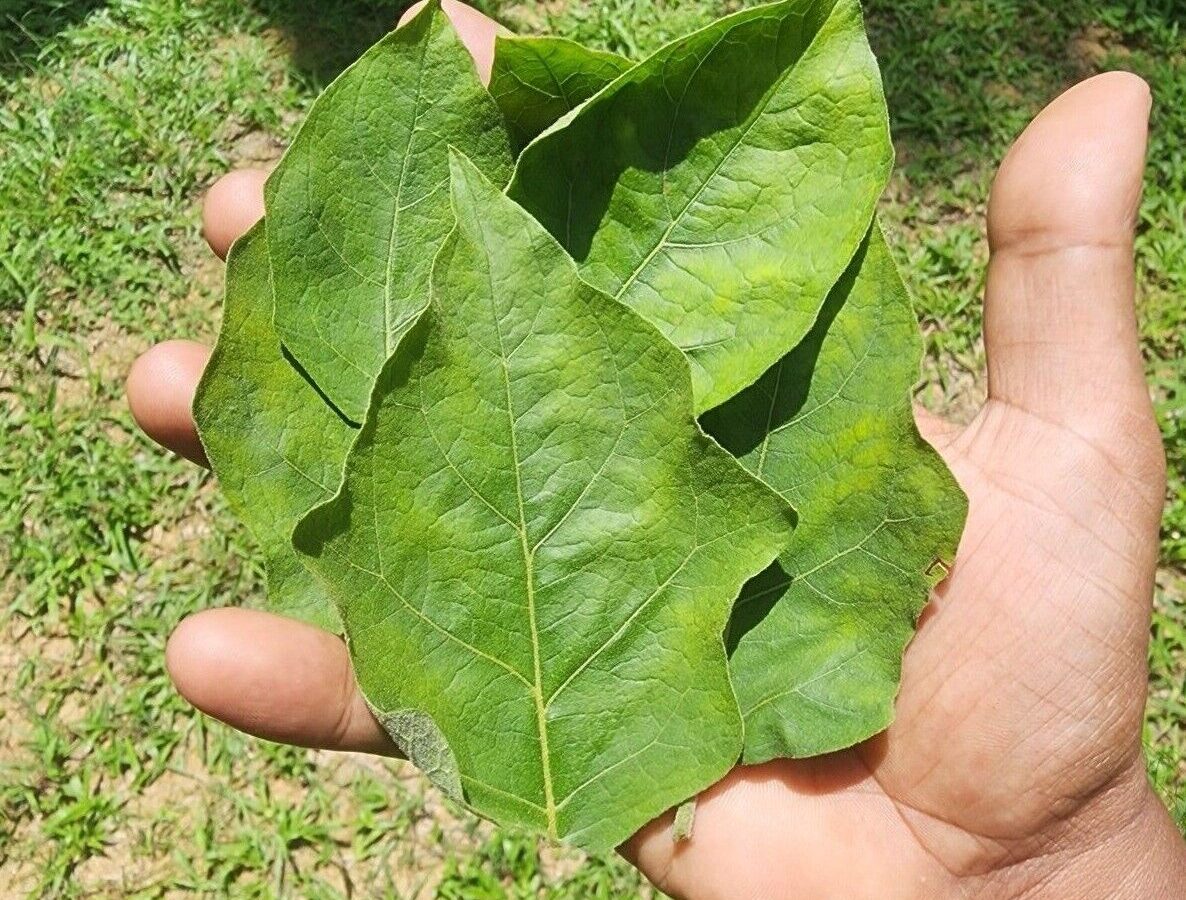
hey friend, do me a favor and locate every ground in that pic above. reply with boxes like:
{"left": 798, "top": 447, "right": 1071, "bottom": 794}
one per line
{"left": 0, "top": 0, "right": 1182, "bottom": 896}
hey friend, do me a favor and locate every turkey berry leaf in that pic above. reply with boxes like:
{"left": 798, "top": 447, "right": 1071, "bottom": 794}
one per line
{"left": 703, "top": 227, "right": 967, "bottom": 762}
{"left": 293, "top": 154, "right": 793, "bottom": 852}
{"left": 195, "top": 1, "right": 506, "bottom": 628}
{"left": 508, "top": 0, "right": 894, "bottom": 414}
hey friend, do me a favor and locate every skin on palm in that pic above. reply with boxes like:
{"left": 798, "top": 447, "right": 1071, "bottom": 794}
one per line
{"left": 125, "top": 3, "right": 1185, "bottom": 896}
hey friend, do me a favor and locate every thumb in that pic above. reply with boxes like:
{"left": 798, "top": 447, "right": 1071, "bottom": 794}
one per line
{"left": 984, "top": 72, "right": 1155, "bottom": 448}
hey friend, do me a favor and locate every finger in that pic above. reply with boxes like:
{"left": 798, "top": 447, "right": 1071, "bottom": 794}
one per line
{"left": 166, "top": 607, "right": 396, "bottom": 756}
{"left": 126, "top": 340, "right": 210, "bottom": 466}
{"left": 984, "top": 72, "right": 1153, "bottom": 437}
{"left": 399, "top": 0, "right": 503, "bottom": 84}
{"left": 621, "top": 757, "right": 937, "bottom": 898}
{"left": 135, "top": 169, "right": 260, "bottom": 462}
{"left": 202, "top": 168, "right": 268, "bottom": 260}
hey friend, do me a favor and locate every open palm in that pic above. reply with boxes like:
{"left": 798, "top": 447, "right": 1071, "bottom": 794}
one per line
{"left": 126, "top": 4, "right": 1182, "bottom": 896}
{"left": 617, "top": 68, "right": 1178, "bottom": 899}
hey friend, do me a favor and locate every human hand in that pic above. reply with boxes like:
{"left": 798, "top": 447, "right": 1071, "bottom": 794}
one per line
{"left": 126, "top": 3, "right": 1185, "bottom": 896}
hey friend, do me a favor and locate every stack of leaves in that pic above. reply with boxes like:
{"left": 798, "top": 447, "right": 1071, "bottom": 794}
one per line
{"left": 194, "top": 0, "right": 966, "bottom": 852}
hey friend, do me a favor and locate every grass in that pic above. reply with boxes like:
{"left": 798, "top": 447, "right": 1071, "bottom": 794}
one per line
{"left": 0, "top": 0, "right": 1182, "bottom": 895}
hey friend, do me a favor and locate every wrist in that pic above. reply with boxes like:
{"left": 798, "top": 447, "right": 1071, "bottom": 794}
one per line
{"left": 1007, "top": 768, "right": 1186, "bottom": 899}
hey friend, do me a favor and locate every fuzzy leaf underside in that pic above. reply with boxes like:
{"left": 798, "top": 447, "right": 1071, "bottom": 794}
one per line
{"left": 489, "top": 36, "right": 633, "bottom": 153}
{"left": 293, "top": 155, "right": 793, "bottom": 853}
{"left": 509, "top": 0, "right": 893, "bottom": 413}
{"left": 703, "top": 225, "right": 968, "bottom": 761}
{"left": 193, "top": 223, "right": 354, "bottom": 631}
{"left": 265, "top": 1, "right": 514, "bottom": 423}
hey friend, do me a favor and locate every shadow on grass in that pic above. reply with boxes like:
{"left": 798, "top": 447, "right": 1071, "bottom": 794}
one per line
{"left": 10, "top": 0, "right": 1176, "bottom": 186}
{"left": 866, "top": 0, "right": 1181, "bottom": 174}
{"left": 0, "top": 0, "right": 107, "bottom": 75}
{"left": 868, "top": 0, "right": 1180, "bottom": 174}
{"left": 244, "top": 0, "right": 411, "bottom": 85}
{"left": 14, "top": 0, "right": 1175, "bottom": 155}
{"left": 0, "top": 0, "right": 408, "bottom": 83}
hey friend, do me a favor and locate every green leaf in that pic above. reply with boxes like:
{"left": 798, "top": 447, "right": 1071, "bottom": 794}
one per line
{"left": 193, "top": 223, "right": 355, "bottom": 631}
{"left": 265, "top": 1, "right": 515, "bottom": 423}
{"left": 489, "top": 36, "right": 632, "bottom": 153}
{"left": 509, "top": 0, "right": 893, "bottom": 412}
{"left": 702, "top": 225, "right": 968, "bottom": 762}
{"left": 294, "top": 154, "right": 794, "bottom": 852}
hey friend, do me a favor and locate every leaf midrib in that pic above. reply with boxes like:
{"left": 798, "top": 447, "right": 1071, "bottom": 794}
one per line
{"left": 478, "top": 226, "right": 559, "bottom": 840}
